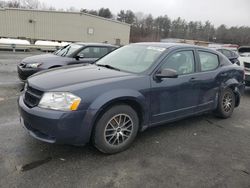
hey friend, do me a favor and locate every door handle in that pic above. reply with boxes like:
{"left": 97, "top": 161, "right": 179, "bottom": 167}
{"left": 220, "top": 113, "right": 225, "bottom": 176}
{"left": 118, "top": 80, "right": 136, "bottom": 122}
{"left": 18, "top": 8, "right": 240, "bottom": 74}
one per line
{"left": 189, "top": 77, "right": 197, "bottom": 82}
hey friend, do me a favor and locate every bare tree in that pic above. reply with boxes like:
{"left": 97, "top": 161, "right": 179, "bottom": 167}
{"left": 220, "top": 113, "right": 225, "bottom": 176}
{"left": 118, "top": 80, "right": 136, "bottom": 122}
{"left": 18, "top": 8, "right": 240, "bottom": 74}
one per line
{"left": 1, "top": 0, "right": 250, "bottom": 45}
{"left": 6, "top": 0, "right": 21, "bottom": 8}
{"left": 21, "top": 0, "right": 40, "bottom": 9}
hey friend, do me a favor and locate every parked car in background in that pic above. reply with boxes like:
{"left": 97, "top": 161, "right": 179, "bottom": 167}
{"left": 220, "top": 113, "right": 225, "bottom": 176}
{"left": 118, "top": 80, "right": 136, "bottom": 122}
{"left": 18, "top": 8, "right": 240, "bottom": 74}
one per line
{"left": 17, "top": 43, "right": 118, "bottom": 81}
{"left": 216, "top": 48, "right": 240, "bottom": 65}
{"left": 238, "top": 46, "right": 250, "bottom": 86}
{"left": 18, "top": 43, "right": 245, "bottom": 154}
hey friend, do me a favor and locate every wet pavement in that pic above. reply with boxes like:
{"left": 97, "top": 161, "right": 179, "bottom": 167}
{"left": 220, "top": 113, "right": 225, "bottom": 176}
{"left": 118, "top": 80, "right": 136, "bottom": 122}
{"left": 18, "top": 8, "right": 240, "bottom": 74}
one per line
{"left": 0, "top": 51, "right": 250, "bottom": 188}
{"left": 0, "top": 51, "right": 42, "bottom": 85}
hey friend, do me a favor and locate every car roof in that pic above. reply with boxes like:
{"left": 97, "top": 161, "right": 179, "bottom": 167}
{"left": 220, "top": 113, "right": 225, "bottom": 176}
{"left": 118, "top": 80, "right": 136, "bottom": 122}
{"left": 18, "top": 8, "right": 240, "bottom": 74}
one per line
{"left": 132, "top": 42, "right": 219, "bottom": 53}
{"left": 216, "top": 48, "right": 235, "bottom": 51}
{"left": 132, "top": 42, "right": 204, "bottom": 49}
{"left": 74, "top": 42, "right": 118, "bottom": 47}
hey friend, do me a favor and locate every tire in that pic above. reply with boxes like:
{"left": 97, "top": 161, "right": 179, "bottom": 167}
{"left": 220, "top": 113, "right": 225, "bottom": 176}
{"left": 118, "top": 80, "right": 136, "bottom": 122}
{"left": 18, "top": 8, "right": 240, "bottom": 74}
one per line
{"left": 93, "top": 104, "right": 139, "bottom": 154}
{"left": 215, "top": 88, "right": 235, "bottom": 118}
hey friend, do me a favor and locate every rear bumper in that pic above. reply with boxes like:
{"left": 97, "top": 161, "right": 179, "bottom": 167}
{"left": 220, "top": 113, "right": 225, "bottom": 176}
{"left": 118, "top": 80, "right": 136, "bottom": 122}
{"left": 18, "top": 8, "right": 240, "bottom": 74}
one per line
{"left": 18, "top": 95, "right": 91, "bottom": 145}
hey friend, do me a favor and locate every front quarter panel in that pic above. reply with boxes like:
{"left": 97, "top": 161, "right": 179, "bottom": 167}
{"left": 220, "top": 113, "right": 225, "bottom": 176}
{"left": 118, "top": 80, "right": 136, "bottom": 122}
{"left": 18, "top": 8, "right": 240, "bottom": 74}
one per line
{"left": 73, "top": 76, "right": 151, "bottom": 143}
{"left": 88, "top": 89, "right": 147, "bottom": 111}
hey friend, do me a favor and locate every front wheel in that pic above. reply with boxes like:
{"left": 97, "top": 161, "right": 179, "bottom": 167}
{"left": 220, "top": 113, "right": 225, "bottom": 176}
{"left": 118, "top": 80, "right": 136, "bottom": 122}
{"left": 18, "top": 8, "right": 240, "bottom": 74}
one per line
{"left": 215, "top": 88, "right": 235, "bottom": 118}
{"left": 93, "top": 105, "right": 139, "bottom": 154}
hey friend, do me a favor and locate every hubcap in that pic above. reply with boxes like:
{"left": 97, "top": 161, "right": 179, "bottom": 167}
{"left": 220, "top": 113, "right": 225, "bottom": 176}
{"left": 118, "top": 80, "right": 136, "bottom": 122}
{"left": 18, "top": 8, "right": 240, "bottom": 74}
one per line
{"left": 104, "top": 114, "right": 133, "bottom": 146}
{"left": 222, "top": 93, "right": 233, "bottom": 112}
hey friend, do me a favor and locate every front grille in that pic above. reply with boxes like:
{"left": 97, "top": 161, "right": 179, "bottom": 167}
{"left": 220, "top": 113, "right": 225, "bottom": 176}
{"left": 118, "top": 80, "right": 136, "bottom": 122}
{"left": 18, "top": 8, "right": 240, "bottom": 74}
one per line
{"left": 18, "top": 69, "right": 28, "bottom": 80}
{"left": 24, "top": 86, "right": 43, "bottom": 108}
{"left": 244, "top": 62, "right": 250, "bottom": 69}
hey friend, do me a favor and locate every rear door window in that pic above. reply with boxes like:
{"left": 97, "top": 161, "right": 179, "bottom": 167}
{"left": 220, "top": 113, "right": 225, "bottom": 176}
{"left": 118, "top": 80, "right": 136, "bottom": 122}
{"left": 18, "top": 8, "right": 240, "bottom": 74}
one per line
{"left": 198, "top": 51, "right": 219, "bottom": 71}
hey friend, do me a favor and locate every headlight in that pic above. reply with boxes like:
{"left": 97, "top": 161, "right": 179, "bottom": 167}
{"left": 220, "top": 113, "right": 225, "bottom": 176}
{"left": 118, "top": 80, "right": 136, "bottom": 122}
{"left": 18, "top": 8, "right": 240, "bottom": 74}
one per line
{"left": 25, "top": 63, "right": 42, "bottom": 68}
{"left": 38, "top": 92, "right": 81, "bottom": 111}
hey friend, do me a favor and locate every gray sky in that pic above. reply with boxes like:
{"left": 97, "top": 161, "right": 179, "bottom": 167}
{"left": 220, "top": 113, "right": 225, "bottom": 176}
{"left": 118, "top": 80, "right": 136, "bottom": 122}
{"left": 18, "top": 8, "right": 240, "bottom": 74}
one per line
{"left": 39, "top": 0, "right": 250, "bottom": 27}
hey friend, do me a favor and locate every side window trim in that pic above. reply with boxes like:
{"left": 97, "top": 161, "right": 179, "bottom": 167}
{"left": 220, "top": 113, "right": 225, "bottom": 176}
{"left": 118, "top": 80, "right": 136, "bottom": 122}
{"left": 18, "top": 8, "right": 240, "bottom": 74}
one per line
{"left": 197, "top": 50, "right": 220, "bottom": 72}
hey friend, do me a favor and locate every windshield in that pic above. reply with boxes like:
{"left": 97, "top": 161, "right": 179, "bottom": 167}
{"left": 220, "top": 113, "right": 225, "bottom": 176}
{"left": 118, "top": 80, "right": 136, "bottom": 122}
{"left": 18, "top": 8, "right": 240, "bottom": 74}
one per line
{"left": 54, "top": 44, "right": 82, "bottom": 57}
{"left": 96, "top": 45, "right": 166, "bottom": 73}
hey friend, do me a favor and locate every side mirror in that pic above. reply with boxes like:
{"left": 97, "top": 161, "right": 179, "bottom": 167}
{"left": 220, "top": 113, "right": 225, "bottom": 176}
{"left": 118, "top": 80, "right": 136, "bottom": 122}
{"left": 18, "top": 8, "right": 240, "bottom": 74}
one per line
{"left": 155, "top": 68, "right": 178, "bottom": 79}
{"left": 75, "top": 54, "right": 85, "bottom": 60}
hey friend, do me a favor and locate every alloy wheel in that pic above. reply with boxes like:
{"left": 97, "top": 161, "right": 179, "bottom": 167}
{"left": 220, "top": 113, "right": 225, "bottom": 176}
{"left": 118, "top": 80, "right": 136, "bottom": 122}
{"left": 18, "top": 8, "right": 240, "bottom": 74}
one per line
{"left": 222, "top": 93, "right": 233, "bottom": 112}
{"left": 104, "top": 114, "right": 133, "bottom": 146}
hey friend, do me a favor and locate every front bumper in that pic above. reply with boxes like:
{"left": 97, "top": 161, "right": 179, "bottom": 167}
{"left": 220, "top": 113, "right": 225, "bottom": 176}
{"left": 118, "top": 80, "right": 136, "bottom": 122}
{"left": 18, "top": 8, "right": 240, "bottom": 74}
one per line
{"left": 18, "top": 95, "right": 90, "bottom": 145}
{"left": 17, "top": 65, "right": 39, "bottom": 81}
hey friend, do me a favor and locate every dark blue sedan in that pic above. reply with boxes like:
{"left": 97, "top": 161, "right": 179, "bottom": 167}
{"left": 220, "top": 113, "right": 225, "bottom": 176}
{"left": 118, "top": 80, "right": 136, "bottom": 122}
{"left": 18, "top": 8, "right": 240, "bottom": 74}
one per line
{"left": 17, "top": 43, "right": 117, "bottom": 81}
{"left": 18, "top": 43, "right": 245, "bottom": 154}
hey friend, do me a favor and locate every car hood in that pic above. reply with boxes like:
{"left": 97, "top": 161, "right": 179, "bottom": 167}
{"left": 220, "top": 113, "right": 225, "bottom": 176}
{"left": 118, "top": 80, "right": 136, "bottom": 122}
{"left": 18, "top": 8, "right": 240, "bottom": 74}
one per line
{"left": 28, "top": 65, "right": 133, "bottom": 91}
{"left": 21, "top": 53, "right": 72, "bottom": 64}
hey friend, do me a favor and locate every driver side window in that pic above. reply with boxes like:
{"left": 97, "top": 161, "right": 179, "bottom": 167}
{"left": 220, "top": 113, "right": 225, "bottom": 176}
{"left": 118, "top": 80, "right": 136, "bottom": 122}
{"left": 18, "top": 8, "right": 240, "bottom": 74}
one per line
{"left": 161, "top": 50, "right": 195, "bottom": 75}
{"left": 78, "top": 47, "right": 109, "bottom": 58}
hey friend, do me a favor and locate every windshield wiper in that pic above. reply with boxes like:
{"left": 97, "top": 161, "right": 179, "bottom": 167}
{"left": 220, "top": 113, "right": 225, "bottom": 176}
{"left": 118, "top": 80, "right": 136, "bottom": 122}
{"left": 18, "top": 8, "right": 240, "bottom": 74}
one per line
{"left": 96, "top": 64, "right": 120, "bottom": 71}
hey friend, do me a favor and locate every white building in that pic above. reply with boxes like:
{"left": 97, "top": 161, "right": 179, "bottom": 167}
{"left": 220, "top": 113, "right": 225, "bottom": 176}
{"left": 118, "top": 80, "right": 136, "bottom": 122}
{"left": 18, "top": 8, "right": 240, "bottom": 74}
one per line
{"left": 0, "top": 8, "right": 131, "bottom": 45}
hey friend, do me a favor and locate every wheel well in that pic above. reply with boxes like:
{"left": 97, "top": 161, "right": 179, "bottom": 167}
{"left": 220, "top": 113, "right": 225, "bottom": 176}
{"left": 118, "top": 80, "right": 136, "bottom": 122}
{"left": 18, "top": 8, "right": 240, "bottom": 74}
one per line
{"left": 91, "top": 99, "right": 144, "bottom": 140}
{"left": 227, "top": 85, "right": 240, "bottom": 107}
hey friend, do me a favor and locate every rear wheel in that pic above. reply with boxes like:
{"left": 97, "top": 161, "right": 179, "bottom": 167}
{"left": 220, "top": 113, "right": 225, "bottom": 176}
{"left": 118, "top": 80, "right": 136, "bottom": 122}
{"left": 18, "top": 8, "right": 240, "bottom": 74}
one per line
{"left": 215, "top": 88, "right": 235, "bottom": 118}
{"left": 93, "top": 105, "right": 139, "bottom": 154}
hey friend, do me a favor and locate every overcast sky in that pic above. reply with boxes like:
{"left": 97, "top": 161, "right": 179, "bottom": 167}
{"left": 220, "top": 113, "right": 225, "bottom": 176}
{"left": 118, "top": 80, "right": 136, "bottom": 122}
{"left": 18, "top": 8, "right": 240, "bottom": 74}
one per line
{"left": 38, "top": 0, "right": 249, "bottom": 27}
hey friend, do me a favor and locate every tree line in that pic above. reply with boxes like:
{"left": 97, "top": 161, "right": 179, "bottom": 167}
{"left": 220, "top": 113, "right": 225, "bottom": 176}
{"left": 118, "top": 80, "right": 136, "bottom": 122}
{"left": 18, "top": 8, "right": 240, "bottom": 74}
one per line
{"left": 117, "top": 11, "right": 250, "bottom": 46}
{"left": 1, "top": 0, "right": 250, "bottom": 45}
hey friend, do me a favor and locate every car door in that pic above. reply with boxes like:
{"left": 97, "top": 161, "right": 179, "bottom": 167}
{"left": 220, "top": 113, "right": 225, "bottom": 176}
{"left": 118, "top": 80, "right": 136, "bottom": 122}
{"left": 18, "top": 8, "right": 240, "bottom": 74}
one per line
{"left": 193, "top": 50, "right": 221, "bottom": 113}
{"left": 150, "top": 49, "right": 199, "bottom": 124}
